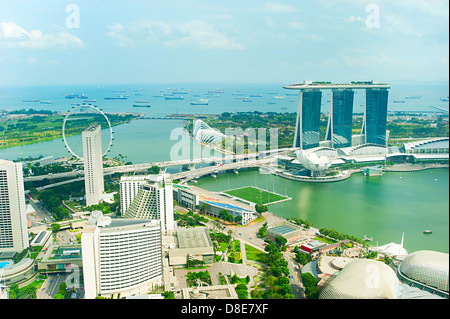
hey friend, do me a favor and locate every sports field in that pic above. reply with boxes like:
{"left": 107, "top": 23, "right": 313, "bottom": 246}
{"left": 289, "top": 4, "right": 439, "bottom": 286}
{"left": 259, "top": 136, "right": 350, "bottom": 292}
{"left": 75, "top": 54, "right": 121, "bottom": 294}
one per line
{"left": 223, "top": 186, "right": 289, "bottom": 205}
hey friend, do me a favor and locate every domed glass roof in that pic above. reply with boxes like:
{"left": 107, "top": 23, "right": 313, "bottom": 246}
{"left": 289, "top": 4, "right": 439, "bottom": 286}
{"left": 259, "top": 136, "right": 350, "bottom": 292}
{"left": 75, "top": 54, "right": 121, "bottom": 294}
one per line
{"left": 399, "top": 250, "right": 449, "bottom": 292}
{"left": 319, "top": 259, "right": 398, "bottom": 299}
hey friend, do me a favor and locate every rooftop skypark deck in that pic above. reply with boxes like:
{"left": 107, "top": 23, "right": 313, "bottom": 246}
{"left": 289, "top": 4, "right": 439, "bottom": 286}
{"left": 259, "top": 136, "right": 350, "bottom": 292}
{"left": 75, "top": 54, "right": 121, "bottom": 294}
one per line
{"left": 284, "top": 80, "right": 391, "bottom": 90}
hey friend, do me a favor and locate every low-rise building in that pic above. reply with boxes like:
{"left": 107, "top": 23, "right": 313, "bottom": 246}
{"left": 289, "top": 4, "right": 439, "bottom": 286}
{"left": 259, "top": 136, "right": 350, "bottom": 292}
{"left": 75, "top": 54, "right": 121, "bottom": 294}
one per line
{"left": 168, "top": 227, "right": 214, "bottom": 267}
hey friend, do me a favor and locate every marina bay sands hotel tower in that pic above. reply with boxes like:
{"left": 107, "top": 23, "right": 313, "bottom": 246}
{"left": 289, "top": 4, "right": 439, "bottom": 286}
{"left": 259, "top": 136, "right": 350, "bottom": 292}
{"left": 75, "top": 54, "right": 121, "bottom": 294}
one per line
{"left": 284, "top": 80, "right": 390, "bottom": 150}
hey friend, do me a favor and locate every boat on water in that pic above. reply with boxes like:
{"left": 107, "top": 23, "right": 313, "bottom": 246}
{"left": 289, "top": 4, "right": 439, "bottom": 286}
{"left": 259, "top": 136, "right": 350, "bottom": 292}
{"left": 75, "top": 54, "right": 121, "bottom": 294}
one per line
{"left": 165, "top": 96, "right": 184, "bottom": 100}
{"left": 133, "top": 103, "right": 151, "bottom": 108}
{"left": 84, "top": 99, "right": 96, "bottom": 102}
{"left": 191, "top": 99, "right": 209, "bottom": 105}
{"left": 105, "top": 95, "right": 128, "bottom": 100}
{"left": 135, "top": 100, "right": 149, "bottom": 103}
{"left": 40, "top": 101, "right": 52, "bottom": 104}
{"left": 423, "top": 230, "right": 432, "bottom": 234}
{"left": 268, "top": 101, "right": 277, "bottom": 104}
{"left": 440, "top": 96, "right": 449, "bottom": 102}
{"left": 405, "top": 95, "right": 422, "bottom": 99}
{"left": 65, "top": 93, "right": 88, "bottom": 99}
{"left": 281, "top": 107, "right": 287, "bottom": 109}
{"left": 250, "top": 94, "right": 262, "bottom": 97}
{"left": 273, "top": 96, "right": 285, "bottom": 99}
{"left": 243, "top": 98, "right": 252, "bottom": 102}
{"left": 22, "top": 99, "right": 39, "bottom": 102}
{"left": 208, "top": 89, "right": 224, "bottom": 93}
{"left": 393, "top": 100, "right": 405, "bottom": 103}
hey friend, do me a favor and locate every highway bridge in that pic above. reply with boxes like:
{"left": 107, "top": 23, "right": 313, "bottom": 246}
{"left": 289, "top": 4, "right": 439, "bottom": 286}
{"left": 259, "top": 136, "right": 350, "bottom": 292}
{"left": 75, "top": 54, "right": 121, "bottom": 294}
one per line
{"left": 24, "top": 148, "right": 294, "bottom": 183}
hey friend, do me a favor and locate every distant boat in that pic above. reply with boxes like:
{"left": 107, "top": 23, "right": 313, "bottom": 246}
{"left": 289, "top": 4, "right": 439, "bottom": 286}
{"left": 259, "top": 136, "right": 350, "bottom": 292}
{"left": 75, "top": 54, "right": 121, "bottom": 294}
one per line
{"left": 243, "top": 98, "right": 252, "bottom": 102}
{"left": 65, "top": 93, "right": 87, "bottom": 99}
{"left": 191, "top": 98, "right": 209, "bottom": 105}
{"left": 133, "top": 103, "right": 151, "bottom": 108}
{"left": 423, "top": 230, "right": 432, "bottom": 234}
{"left": 393, "top": 100, "right": 405, "bottom": 103}
{"left": 165, "top": 96, "right": 184, "bottom": 100}
{"left": 84, "top": 99, "right": 96, "bottom": 102}
{"left": 22, "top": 99, "right": 39, "bottom": 102}
{"left": 105, "top": 96, "right": 128, "bottom": 100}
{"left": 250, "top": 94, "right": 262, "bottom": 97}
{"left": 268, "top": 101, "right": 277, "bottom": 104}
{"left": 273, "top": 96, "right": 285, "bottom": 99}
{"left": 208, "top": 89, "right": 224, "bottom": 93}
{"left": 281, "top": 107, "right": 287, "bottom": 109}
{"left": 135, "top": 100, "right": 149, "bottom": 103}
{"left": 40, "top": 101, "right": 52, "bottom": 104}
{"left": 405, "top": 95, "right": 421, "bottom": 99}
{"left": 440, "top": 96, "right": 449, "bottom": 102}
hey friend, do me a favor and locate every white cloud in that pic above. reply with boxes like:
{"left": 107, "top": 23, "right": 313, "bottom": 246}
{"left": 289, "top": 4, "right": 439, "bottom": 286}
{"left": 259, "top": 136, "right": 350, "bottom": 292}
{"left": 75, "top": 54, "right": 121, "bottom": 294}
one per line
{"left": 287, "top": 21, "right": 305, "bottom": 29}
{"left": 107, "top": 20, "right": 245, "bottom": 50}
{"left": 345, "top": 16, "right": 365, "bottom": 23}
{"left": 0, "top": 22, "right": 83, "bottom": 49}
{"left": 262, "top": 2, "right": 298, "bottom": 13}
{"left": 26, "top": 56, "right": 37, "bottom": 63}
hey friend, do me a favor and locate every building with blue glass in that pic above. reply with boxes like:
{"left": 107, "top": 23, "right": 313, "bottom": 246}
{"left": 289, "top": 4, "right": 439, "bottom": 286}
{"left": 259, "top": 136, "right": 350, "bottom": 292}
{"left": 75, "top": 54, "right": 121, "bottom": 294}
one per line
{"left": 364, "top": 88, "right": 389, "bottom": 146}
{"left": 327, "top": 89, "right": 354, "bottom": 148}
{"left": 293, "top": 89, "right": 322, "bottom": 149}
{"left": 285, "top": 81, "right": 390, "bottom": 150}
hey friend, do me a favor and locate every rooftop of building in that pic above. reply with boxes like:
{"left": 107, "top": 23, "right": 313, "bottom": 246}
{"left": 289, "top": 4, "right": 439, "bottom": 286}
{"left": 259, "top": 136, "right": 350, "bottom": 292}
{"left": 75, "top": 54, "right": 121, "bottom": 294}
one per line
{"left": 284, "top": 80, "right": 391, "bottom": 90}
{"left": 175, "top": 227, "right": 212, "bottom": 249}
{"left": 83, "top": 124, "right": 101, "bottom": 132}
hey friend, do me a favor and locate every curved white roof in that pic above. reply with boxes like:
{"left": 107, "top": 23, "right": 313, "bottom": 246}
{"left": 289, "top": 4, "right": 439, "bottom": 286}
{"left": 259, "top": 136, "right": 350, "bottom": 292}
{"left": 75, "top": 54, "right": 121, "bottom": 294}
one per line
{"left": 319, "top": 259, "right": 398, "bottom": 299}
{"left": 399, "top": 250, "right": 449, "bottom": 292}
{"left": 296, "top": 149, "right": 331, "bottom": 172}
{"left": 193, "top": 119, "right": 225, "bottom": 145}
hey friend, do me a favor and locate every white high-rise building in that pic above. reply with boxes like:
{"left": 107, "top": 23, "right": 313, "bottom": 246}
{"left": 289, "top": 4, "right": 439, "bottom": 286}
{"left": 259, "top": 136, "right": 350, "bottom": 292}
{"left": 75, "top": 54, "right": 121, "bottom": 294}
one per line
{"left": 81, "top": 211, "right": 163, "bottom": 299}
{"left": 82, "top": 125, "right": 104, "bottom": 207}
{"left": 0, "top": 159, "right": 29, "bottom": 253}
{"left": 121, "top": 174, "right": 174, "bottom": 233}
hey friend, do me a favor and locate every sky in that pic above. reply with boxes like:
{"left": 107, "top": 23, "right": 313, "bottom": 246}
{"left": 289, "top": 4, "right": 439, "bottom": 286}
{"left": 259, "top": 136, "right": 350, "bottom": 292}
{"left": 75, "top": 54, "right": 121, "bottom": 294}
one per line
{"left": 0, "top": 0, "right": 448, "bottom": 86}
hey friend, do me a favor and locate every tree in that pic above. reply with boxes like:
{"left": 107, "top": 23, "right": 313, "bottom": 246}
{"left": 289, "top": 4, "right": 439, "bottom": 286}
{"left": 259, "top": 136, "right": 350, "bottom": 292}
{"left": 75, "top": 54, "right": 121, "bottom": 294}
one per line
{"left": 51, "top": 223, "right": 61, "bottom": 233}
{"left": 275, "top": 236, "right": 287, "bottom": 248}
{"left": 255, "top": 204, "right": 268, "bottom": 214}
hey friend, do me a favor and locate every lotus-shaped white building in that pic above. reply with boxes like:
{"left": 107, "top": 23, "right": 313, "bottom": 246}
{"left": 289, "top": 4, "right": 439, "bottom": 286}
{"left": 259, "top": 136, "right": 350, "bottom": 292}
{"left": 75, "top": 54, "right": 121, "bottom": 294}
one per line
{"left": 296, "top": 149, "right": 332, "bottom": 174}
{"left": 193, "top": 119, "right": 225, "bottom": 145}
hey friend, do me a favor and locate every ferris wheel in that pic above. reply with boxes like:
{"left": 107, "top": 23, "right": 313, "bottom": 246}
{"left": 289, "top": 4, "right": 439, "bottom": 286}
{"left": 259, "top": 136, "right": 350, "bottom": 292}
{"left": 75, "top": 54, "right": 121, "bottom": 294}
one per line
{"left": 62, "top": 104, "right": 113, "bottom": 160}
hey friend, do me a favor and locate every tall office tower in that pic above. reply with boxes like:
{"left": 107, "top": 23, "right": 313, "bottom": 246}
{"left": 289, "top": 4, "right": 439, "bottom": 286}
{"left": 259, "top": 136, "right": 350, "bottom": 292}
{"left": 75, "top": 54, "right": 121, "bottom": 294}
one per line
{"left": 82, "top": 211, "right": 162, "bottom": 299}
{"left": 293, "top": 89, "right": 322, "bottom": 149}
{"left": 364, "top": 88, "right": 389, "bottom": 146}
{"left": 0, "top": 159, "right": 29, "bottom": 253}
{"left": 82, "top": 125, "right": 104, "bottom": 207}
{"left": 122, "top": 174, "right": 174, "bottom": 233}
{"left": 326, "top": 89, "right": 354, "bottom": 148}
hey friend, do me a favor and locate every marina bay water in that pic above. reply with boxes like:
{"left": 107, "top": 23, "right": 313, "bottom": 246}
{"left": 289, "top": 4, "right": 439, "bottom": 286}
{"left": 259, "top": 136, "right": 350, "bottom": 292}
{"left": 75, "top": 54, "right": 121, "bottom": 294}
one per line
{"left": 194, "top": 168, "right": 449, "bottom": 254}
{"left": 0, "top": 83, "right": 448, "bottom": 254}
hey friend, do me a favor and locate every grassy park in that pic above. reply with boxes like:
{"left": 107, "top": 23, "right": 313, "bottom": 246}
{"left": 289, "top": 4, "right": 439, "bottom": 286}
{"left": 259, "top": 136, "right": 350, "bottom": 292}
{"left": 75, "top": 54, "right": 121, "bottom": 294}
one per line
{"left": 224, "top": 186, "right": 289, "bottom": 205}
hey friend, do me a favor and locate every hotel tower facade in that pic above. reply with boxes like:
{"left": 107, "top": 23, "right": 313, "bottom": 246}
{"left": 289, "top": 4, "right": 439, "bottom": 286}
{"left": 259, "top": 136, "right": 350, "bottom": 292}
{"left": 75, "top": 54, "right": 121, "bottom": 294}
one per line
{"left": 82, "top": 125, "right": 104, "bottom": 207}
{"left": 286, "top": 81, "right": 390, "bottom": 150}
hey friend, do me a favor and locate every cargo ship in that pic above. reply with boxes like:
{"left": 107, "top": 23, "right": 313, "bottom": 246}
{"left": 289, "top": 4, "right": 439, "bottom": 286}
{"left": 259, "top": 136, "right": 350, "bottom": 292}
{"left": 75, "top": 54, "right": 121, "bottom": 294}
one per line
{"left": 133, "top": 103, "right": 151, "bottom": 108}
{"left": 105, "top": 95, "right": 128, "bottom": 100}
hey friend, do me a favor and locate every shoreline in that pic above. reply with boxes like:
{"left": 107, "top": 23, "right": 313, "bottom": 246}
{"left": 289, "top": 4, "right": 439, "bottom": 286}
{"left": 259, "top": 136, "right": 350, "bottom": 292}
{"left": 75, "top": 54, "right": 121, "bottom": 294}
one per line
{"left": 0, "top": 116, "right": 140, "bottom": 151}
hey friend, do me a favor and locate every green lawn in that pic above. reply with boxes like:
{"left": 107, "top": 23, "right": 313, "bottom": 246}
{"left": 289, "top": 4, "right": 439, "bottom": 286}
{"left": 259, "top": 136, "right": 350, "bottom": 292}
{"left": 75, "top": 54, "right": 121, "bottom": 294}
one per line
{"left": 224, "top": 186, "right": 289, "bottom": 205}
{"left": 245, "top": 244, "right": 267, "bottom": 263}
